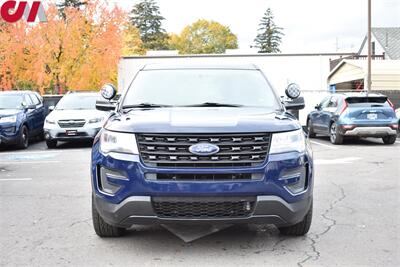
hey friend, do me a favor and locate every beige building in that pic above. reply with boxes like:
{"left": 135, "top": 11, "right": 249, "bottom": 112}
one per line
{"left": 327, "top": 59, "right": 400, "bottom": 91}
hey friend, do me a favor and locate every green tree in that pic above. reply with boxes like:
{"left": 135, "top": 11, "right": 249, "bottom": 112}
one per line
{"left": 122, "top": 25, "right": 146, "bottom": 56}
{"left": 254, "top": 8, "right": 284, "bottom": 53}
{"left": 129, "top": 0, "right": 169, "bottom": 50}
{"left": 57, "top": 0, "right": 86, "bottom": 19}
{"left": 172, "top": 19, "right": 238, "bottom": 54}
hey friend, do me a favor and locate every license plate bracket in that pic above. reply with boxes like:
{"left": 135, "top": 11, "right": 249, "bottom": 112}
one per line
{"left": 367, "top": 113, "right": 378, "bottom": 120}
{"left": 66, "top": 130, "right": 78, "bottom": 136}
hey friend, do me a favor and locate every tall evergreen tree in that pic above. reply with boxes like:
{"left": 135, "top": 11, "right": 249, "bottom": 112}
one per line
{"left": 254, "top": 8, "right": 284, "bottom": 53}
{"left": 57, "top": 0, "right": 86, "bottom": 19}
{"left": 129, "top": 0, "right": 169, "bottom": 50}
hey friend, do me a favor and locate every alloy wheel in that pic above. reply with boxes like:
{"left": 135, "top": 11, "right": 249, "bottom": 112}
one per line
{"left": 23, "top": 128, "right": 28, "bottom": 147}
{"left": 330, "top": 123, "right": 336, "bottom": 143}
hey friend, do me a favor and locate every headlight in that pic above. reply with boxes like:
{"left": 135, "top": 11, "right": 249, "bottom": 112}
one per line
{"left": 88, "top": 117, "right": 103, "bottom": 124}
{"left": 100, "top": 130, "right": 139, "bottom": 154}
{"left": 0, "top": 115, "right": 17, "bottom": 124}
{"left": 270, "top": 129, "right": 306, "bottom": 154}
{"left": 45, "top": 118, "right": 56, "bottom": 124}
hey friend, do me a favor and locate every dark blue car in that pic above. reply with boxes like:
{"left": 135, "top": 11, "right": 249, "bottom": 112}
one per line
{"left": 307, "top": 93, "right": 398, "bottom": 144}
{"left": 90, "top": 64, "right": 314, "bottom": 238}
{"left": 0, "top": 91, "right": 46, "bottom": 149}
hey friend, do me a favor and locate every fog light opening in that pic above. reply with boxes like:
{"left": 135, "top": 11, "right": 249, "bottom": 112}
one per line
{"left": 97, "top": 167, "right": 126, "bottom": 195}
{"left": 285, "top": 165, "right": 307, "bottom": 195}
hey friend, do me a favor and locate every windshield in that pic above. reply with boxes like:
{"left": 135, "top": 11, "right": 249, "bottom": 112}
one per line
{"left": 122, "top": 69, "right": 280, "bottom": 109}
{"left": 56, "top": 94, "right": 98, "bottom": 110}
{"left": 0, "top": 95, "right": 23, "bottom": 109}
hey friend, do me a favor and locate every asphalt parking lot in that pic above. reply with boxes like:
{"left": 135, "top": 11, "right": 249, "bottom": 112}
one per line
{"left": 0, "top": 137, "right": 399, "bottom": 267}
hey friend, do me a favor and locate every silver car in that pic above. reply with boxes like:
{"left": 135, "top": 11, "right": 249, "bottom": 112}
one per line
{"left": 44, "top": 92, "right": 108, "bottom": 148}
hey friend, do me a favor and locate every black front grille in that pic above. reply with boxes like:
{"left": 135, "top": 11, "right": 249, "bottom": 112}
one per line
{"left": 58, "top": 120, "right": 86, "bottom": 128}
{"left": 152, "top": 197, "right": 256, "bottom": 218}
{"left": 137, "top": 133, "right": 271, "bottom": 168}
{"left": 56, "top": 132, "right": 88, "bottom": 138}
{"left": 155, "top": 173, "right": 252, "bottom": 181}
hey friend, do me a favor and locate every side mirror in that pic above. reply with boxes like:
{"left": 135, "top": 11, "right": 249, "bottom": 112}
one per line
{"left": 24, "top": 104, "right": 36, "bottom": 110}
{"left": 285, "top": 83, "right": 301, "bottom": 99}
{"left": 101, "top": 83, "right": 117, "bottom": 100}
{"left": 96, "top": 100, "right": 117, "bottom": 111}
{"left": 48, "top": 106, "right": 55, "bottom": 111}
{"left": 284, "top": 97, "right": 305, "bottom": 110}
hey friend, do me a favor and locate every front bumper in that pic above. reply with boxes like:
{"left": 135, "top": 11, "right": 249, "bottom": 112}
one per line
{"left": 93, "top": 193, "right": 313, "bottom": 228}
{"left": 342, "top": 126, "right": 397, "bottom": 137}
{"left": 0, "top": 124, "right": 19, "bottom": 145}
{"left": 44, "top": 126, "right": 101, "bottom": 141}
{"left": 91, "top": 141, "right": 314, "bottom": 228}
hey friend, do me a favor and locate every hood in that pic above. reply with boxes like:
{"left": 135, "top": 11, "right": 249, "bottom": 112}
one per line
{"left": 47, "top": 109, "right": 107, "bottom": 121}
{"left": 0, "top": 109, "right": 22, "bottom": 117}
{"left": 105, "top": 107, "right": 301, "bottom": 133}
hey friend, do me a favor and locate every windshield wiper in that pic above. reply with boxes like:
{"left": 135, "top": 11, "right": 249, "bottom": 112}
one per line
{"left": 122, "top": 103, "right": 173, "bottom": 109}
{"left": 182, "top": 102, "right": 244, "bottom": 108}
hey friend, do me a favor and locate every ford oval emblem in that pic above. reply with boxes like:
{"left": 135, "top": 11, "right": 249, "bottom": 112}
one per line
{"left": 189, "top": 143, "right": 220, "bottom": 156}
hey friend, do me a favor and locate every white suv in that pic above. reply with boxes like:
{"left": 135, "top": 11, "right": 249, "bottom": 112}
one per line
{"left": 44, "top": 92, "right": 108, "bottom": 148}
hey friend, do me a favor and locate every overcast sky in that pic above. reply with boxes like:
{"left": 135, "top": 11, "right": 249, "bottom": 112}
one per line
{"left": 111, "top": 0, "right": 399, "bottom": 53}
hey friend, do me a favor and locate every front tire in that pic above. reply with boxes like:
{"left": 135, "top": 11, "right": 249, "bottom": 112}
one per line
{"left": 329, "top": 122, "right": 343, "bottom": 144}
{"left": 17, "top": 125, "right": 29, "bottom": 149}
{"left": 279, "top": 202, "right": 313, "bottom": 236}
{"left": 92, "top": 197, "right": 125, "bottom": 238}
{"left": 46, "top": 140, "right": 57, "bottom": 149}
{"left": 382, "top": 135, "right": 397, "bottom": 145}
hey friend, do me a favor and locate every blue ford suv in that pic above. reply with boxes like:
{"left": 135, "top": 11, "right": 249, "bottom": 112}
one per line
{"left": 91, "top": 64, "right": 314, "bottom": 237}
{"left": 0, "top": 91, "right": 46, "bottom": 149}
{"left": 307, "top": 93, "right": 398, "bottom": 144}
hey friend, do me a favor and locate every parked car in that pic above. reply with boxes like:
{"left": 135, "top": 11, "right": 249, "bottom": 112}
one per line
{"left": 0, "top": 91, "right": 46, "bottom": 149}
{"left": 91, "top": 64, "right": 314, "bottom": 238}
{"left": 43, "top": 92, "right": 108, "bottom": 148}
{"left": 307, "top": 93, "right": 398, "bottom": 144}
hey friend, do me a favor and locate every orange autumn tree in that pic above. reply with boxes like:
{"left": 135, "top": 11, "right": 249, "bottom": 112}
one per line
{"left": 0, "top": 1, "right": 144, "bottom": 93}
{"left": 0, "top": 19, "right": 38, "bottom": 91}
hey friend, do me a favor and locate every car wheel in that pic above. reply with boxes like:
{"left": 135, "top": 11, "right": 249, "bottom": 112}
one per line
{"left": 382, "top": 135, "right": 397, "bottom": 145}
{"left": 279, "top": 201, "right": 313, "bottom": 236}
{"left": 46, "top": 140, "right": 57, "bottom": 149}
{"left": 307, "top": 119, "right": 316, "bottom": 138}
{"left": 329, "top": 122, "right": 343, "bottom": 145}
{"left": 17, "top": 125, "right": 29, "bottom": 149}
{"left": 92, "top": 197, "right": 125, "bottom": 238}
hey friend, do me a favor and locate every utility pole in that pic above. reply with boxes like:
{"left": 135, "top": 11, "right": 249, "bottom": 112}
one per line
{"left": 367, "top": 0, "right": 372, "bottom": 96}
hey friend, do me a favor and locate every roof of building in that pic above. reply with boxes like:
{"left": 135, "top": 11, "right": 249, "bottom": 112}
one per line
{"left": 142, "top": 63, "right": 260, "bottom": 70}
{"left": 328, "top": 59, "right": 400, "bottom": 80}
{"left": 358, "top": 27, "right": 400, "bottom": 59}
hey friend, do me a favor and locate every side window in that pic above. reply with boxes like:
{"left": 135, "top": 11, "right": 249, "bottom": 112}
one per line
{"left": 320, "top": 96, "right": 331, "bottom": 109}
{"left": 328, "top": 96, "right": 338, "bottom": 108}
{"left": 30, "top": 94, "right": 41, "bottom": 105}
{"left": 23, "top": 94, "right": 33, "bottom": 105}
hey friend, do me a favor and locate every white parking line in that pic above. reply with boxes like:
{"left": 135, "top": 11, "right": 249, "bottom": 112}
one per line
{"left": 315, "top": 157, "right": 362, "bottom": 165}
{"left": 0, "top": 161, "right": 61, "bottom": 164}
{"left": 0, "top": 178, "right": 32, "bottom": 181}
{"left": 310, "top": 140, "right": 338, "bottom": 150}
{"left": 0, "top": 149, "right": 87, "bottom": 155}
